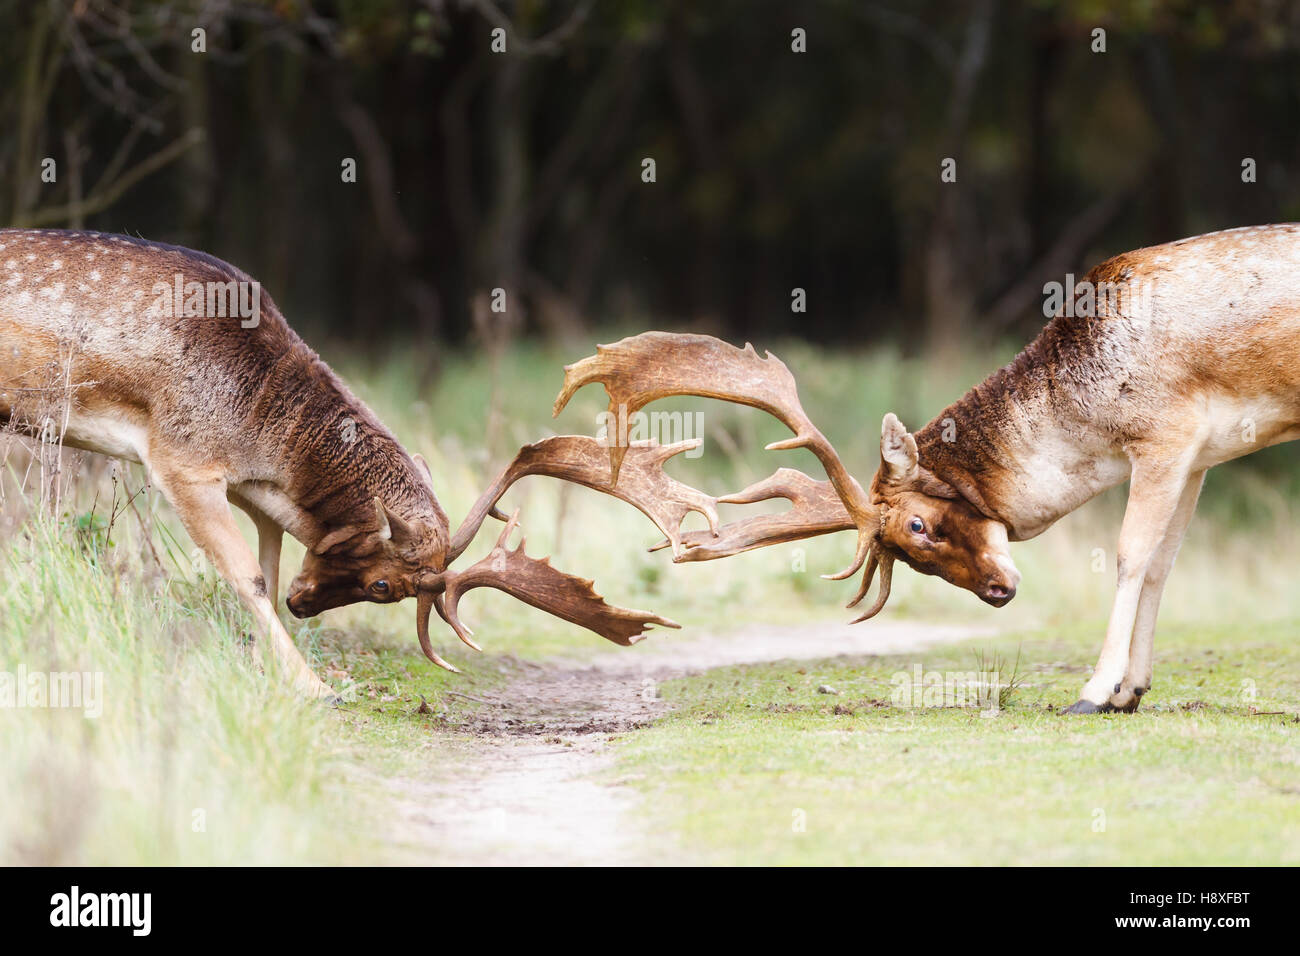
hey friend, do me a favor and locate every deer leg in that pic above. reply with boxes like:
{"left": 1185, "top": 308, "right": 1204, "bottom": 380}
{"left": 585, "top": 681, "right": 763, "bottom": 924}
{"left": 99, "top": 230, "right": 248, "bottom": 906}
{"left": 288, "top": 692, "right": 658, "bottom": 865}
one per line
{"left": 227, "top": 494, "right": 285, "bottom": 606}
{"left": 1066, "top": 456, "right": 1191, "bottom": 714}
{"left": 159, "top": 473, "right": 334, "bottom": 700}
{"left": 253, "top": 513, "right": 283, "bottom": 605}
{"left": 1109, "top": 469, "right": 1206, "bottom": 711}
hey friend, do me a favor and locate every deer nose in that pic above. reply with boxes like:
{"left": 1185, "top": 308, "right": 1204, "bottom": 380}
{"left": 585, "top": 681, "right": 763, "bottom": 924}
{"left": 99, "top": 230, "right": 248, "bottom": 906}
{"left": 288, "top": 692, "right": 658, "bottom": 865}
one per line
{"left": 979, "top": 554, "right": 1020, "bottom": 606}
{"left": 286, "top": 584, "right": 316, "bottom": 618}
{"left": 982, "top": 575, "right": 1017, "bottom": 606}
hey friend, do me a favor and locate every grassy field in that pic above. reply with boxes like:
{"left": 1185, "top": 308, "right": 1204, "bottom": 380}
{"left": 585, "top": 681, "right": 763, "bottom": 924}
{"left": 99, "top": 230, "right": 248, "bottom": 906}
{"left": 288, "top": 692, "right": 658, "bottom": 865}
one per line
{"left": 2, "top": 334, "right": 1299, "bottom": 865}
{"left": 611, "top": 620, "right": 1300, "bottom": 865}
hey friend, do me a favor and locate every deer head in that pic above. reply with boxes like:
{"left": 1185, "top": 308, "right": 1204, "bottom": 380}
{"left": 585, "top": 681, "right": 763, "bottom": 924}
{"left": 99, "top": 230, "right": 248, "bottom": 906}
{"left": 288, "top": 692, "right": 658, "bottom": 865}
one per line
{"left": 285, "top": 442, "right": 686, "bottom": 673}
{"left": 286, "top": 495, "right": 446, "bottom": 617}
{"left": 868, "top": 413, "right": 1020, "bottom": 607}
{"left": 552, "top": 332, "right": 1020, "bottom": 623}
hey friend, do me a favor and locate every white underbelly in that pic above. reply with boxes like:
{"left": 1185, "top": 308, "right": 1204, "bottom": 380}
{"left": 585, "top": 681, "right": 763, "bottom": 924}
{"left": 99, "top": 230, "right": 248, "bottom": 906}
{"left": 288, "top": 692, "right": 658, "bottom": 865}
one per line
{"left": 232, "top": 480, "right": 311, "bottom": 539}
{"left": 1194, "top": 393, "right": 1300, "bottom": 469}
{"left": 61, "top": 410, "right": 148, "bottom": 463}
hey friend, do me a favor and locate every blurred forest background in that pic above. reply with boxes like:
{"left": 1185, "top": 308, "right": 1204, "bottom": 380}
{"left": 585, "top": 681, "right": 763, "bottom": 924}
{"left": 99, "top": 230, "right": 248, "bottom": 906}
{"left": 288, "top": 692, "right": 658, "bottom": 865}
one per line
{"left": 8, "top": 3, "right": 1300, "bottom": 868}
{"left": 4, "top": 0, "right": 1300, "bottom": 361}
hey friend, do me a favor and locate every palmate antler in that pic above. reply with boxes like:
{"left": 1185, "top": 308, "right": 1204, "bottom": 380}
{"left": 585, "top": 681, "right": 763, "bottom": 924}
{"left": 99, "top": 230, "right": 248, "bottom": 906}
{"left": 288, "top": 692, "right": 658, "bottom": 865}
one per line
{"left": 412, "top": 438, "right": 706, "bottom": 671}
{"left": 552, "top": 332, "right": 885, "bottom": 594}
{"left": 414, "top": 512, "right": 679, "bottom": 673}
{"left": 646, "top": 466, "right": 897, "bottom": 624}
{"left": 409, "top": 331, "right": 893, "bottom": 672}
{"left": 648, "top": 468, "right": 853, "bottom": 560}
{"left": 446, "top": 435, "right": 718, "bottom": 564}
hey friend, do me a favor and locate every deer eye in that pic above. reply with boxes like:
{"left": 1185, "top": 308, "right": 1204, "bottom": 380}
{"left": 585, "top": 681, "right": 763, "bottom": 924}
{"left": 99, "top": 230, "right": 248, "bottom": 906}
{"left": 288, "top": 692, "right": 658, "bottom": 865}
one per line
{"left": 908, "top": 517, "right": 926, "bottom": 535}
{"left": 370, "top": 580, "right": 390, "bottom": 595}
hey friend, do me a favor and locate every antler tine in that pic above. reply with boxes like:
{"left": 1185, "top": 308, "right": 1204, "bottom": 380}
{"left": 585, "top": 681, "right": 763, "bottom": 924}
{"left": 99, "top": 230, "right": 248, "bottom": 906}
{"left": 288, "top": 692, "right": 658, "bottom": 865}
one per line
{"left": 554, "top": 332, "right": 878, "bottom": 581}
{"left": 415, "top": 588, "right": 461, "bottom": 673}
{"left": 434, "top": 510, "right": 679, "bottom": 657}
{"left": 649, "top": 467, "right": 854, "bottom": 562}
{"left": 434, "top": 591, "right": 482, "bottom": 650}
{"left": 447, "top": 435, "right": 719, "bottom": 564}
{"left": 845, "top": 549, "right": 878, "bottom": 607}
{"left": 846, "top": 549, "right": 894, "bottom": 623}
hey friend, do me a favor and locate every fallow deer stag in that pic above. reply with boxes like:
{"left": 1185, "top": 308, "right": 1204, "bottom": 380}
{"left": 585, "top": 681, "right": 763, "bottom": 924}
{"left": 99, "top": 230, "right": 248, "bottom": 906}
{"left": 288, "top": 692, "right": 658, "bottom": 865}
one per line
{"left": 555, "top": 225, "right": 1300, "bottom": 714}
{"left": 0, "top": 229, "right": 684, "bottom": 699}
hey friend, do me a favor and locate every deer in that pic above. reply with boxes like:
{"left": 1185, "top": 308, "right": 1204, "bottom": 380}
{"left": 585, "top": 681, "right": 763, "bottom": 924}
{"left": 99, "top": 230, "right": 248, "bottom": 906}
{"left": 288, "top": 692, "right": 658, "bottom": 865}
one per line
{"left": 6, "top": 225, "right": 1294, "bottom": 715}
{"left": 540, "top": 224, "right": 1300, "bottom": 714}
{"left": 0, "top": 228, "right": 695, "bottom": 700}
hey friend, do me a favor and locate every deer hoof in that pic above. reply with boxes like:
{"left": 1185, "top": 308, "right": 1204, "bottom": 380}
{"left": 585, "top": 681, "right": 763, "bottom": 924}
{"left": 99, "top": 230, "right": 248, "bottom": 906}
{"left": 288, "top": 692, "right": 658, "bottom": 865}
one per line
{"left": 1109, "top": 694, "right": 1142, "bottom": 713}
{"left": 1061, "top": 699, "right": 1116, "bottom": 715}
{"left": 1108, "top": 682, "right": 1146, "bottom": 713}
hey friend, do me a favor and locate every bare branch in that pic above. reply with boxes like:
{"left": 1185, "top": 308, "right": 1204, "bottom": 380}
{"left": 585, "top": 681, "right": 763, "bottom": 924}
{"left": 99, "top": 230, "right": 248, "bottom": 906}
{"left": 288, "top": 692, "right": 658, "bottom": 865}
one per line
{"left": 461, "top": 0, "right": 594, "bottom": 57}
{"left": 23, "top": 127, "right": 206, "bottom": 227}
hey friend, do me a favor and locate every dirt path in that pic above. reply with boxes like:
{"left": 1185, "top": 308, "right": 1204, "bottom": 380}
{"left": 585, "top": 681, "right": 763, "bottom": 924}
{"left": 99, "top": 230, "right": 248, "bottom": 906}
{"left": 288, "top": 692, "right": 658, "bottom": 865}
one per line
{"left": 387, "top": 618, "right": 987, "bottom": 865}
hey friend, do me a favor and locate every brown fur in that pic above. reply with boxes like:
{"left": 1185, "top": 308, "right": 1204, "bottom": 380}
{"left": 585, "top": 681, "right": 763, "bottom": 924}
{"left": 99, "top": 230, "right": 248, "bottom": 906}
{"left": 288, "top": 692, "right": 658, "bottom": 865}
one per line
{"left": 0, "top": 229, "right": 452, "bottom": 697}
{"left": 870, "top": 223, "right": 1300, "bottom": 711}
{"left": 1, "top": 229, "right": 446, "bottom": 544}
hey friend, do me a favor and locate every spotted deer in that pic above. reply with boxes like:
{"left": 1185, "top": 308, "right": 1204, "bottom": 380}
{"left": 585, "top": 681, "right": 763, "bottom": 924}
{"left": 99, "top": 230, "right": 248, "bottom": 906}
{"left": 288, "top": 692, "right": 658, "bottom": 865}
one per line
{"left": 6, "top": 225, "right": 1296, "bottom": 714}
{"left": 547, "top": 225, "right": 1300, "bottom": 713}
{"left": 0, "top": 228, "right": 687, "bottom": 699}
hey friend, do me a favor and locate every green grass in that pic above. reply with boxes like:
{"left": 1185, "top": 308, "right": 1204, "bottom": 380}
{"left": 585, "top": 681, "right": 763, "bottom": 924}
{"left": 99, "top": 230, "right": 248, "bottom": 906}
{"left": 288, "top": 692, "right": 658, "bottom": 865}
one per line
{"left": 0, "top": 517, "right": 380, "bottom": 864}
{"left": 610, "top": 621, "right": 1300, "bottom": 865}
{"left": 5, "top": 334, "right": 1300, "bottom": 864}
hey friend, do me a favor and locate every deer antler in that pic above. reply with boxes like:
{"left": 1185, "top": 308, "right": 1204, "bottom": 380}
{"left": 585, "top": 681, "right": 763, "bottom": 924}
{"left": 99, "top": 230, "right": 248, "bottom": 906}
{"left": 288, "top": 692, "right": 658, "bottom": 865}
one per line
{"left": 410, "top": 332, "right": 894, "bottom": 672}
{"left": 648, "top": 470, "right": 897, "bottom": 622}
{"left": 845, "top": 548, "right": 895, "bottom": 623}
{"left": 415, "top": 511, "right": 678, "bottom": 671}
{"left": 649, "top": 467, "right": 854, "bottom": 561}
{"left": 447, "top": 435, "right": 719, "bottom": 565}
{"left": 553, "top": 332, "right": 880, "bottom": 588}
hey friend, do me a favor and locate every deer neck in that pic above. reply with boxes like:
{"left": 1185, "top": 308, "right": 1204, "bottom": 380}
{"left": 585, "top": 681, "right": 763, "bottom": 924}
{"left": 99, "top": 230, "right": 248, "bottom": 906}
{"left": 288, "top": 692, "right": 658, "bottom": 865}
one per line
{"left": 912, "top": 338, "right": 1130, "bottom": 541}
{"left": 244, "top": 347, "right": 447, "bottom": 548}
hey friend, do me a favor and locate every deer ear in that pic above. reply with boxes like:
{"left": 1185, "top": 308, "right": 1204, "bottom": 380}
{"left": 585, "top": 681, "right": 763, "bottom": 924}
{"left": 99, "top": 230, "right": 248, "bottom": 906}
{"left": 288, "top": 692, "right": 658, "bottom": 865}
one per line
{"left": 880, "top": 412, "right": 918, "bottom": 484}
{"left": 313, "top": 524, "right": 367, "bottom": 556}
{"left": 312, "top": 499, "right": 415, "bottom": 557}
{"left": 373, "top": 496, "right": 391, "bottom": 540}
{"left": 412, "top": 453, "right": 436, "bottom": 492}
{"left": 916, "top": 469, "right": 958, "bottom": 499}
{"left": 375, "top": 497, "right": 416, "bottom": 547}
